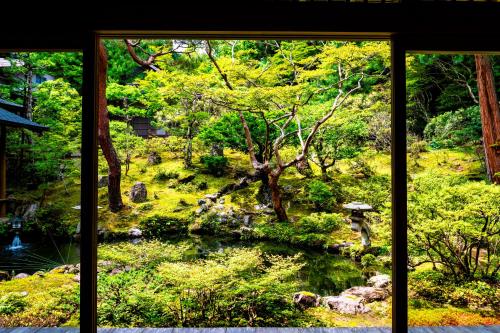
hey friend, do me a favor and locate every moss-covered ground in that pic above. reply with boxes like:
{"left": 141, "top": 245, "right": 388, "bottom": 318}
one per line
{"left": 1, "top": 147, "right": 498, "bottom": 327}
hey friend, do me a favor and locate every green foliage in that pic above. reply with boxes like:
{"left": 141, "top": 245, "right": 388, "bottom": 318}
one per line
{"left": 29, "top": 79, "right": 82, "bottom": 182}
{"left": 137, "top": 203, "right": 153, "bottom": 212}
{"left": 310, "top": 111, "right": 369, "bottom": 174}
{"left": 97, "top": 247, "right": 305, "bottom": 327}
{"left": 409, "top": 270, "right": 499, "bottom": 311}
{"left": 97, "top": 269, "right": 168, "bottom": 327}
{"left": 408, "top": 174, "right": 500, "bottom": 281}
{"left": 98, "top": 240, "right": 186, "bottom": 269}
{"left": 424, "top": 106, "right": 482, "bottom": 148}
{"left": 196, "top": 212, "right": 224, "bottom": 235}
{"left": 253, "top": 213, "right": 343, "bottom": 248}
{"left": 152, "top": 168, "right": 179, "bottom": 182}
{"left": 28, "top": 202, "right": 67, "bottom": 237}
{"left": 109, "top": 121, "right": 145, "bottom": 161}
{"left": 406, "top": 54, "right": 482, "bottom": 135}
{"left": 307, "top": 180, "right": 334, "bottom": 211}
{"left": 156, "top": 248, "right": 304, "bottom": 327}
{"left": 342, "top": 174, "right": 390, "bottom": 211}
{"left": 199, "top": 111, "right": 283, "bottom": 162}
{"left": 297, "top": 213, "right": 343, "bottom": 234}
{"left": 360, "top": 254, "right": 377, "bottom": 269}
{"left": 200, "top": 155, "right": 228, "bottom": 177}
{"left": 139, "top": 214, "right": 189, "bottom": 238}
{"left": 0, "top": 293, "right": 28, "bottom": 315}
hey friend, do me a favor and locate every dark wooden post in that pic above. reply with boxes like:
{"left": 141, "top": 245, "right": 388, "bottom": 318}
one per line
{"left": 0, "top": 125, "right": 6, "bottom": 217}
{"left": 81, "top": 31, "right": 98, "bottom": 333}
{"left": 391, "top": 35, "right": 408, "bottom": 333}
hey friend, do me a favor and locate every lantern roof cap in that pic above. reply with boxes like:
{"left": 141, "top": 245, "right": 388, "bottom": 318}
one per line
{"left": 343, "top": 201, "right": 373, "bottom": 211}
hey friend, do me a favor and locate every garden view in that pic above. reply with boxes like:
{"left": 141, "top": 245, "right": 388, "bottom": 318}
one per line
{"left": 0, "top": 40, "right": 498, "bottom": 329}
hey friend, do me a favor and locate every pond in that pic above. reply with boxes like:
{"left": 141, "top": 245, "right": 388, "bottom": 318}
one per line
{"left": 0, "top": 233, "right": 80, "bottom": 275}
{"left": 0, "top": 234, "right": 366, "bottom": 295}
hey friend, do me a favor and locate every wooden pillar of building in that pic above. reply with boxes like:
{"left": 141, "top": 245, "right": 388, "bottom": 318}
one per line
{"left": 0, "top": 125, "right": 6, "bottom": 217}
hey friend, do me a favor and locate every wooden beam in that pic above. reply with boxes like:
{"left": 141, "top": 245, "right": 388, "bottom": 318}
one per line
{"left": 0, "top": 125, "right": 6, "bottom": 218}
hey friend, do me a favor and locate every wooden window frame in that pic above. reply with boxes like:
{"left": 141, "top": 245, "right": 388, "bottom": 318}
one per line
{"left": 1, "top": 3, "right": 499, "bottom": 332}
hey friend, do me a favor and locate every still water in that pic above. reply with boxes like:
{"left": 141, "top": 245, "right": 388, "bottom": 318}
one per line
{"left": 0, "top": 235, "right": 365, "bottom": 295}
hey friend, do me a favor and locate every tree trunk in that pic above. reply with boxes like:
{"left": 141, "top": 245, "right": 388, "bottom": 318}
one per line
{"left": 256, "top": 170, "right": 272, "bottom": 205}
{"left": 98, "top": 42, "right": 123, "bottom": 212}
{"left": 18, "top": 67, "right": 34, "bottom": 185}
{"left": 295, "top": 158, "right": 313, "bottom": 177}
{"left": 320, "top": 165, "right": 331, "bottom": 181}
{"left": 184, "top": 121, "right": 193, "bottom": 169}
{"left": 268, "top": 172, "right": 288, "bottom": 222}
{"left": 475, "top": 55, "right": 500, "bottom": 184}
{"left": 184, "top": 137, "right": 193, "bottom": 169}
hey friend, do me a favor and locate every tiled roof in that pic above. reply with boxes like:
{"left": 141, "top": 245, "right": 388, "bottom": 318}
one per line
{"left": 0, "top": 98, "right": 23, "bottom": 110}
{"left": 0, "top": 107, "right": 48, "bottom": 132}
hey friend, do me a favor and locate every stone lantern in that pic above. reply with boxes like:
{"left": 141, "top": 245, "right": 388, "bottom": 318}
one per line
{"left": 343, "top": 201, "right": 372, "bottom": 247}
{"left": 10, "top": 216, "right": 22, "bottom": 231}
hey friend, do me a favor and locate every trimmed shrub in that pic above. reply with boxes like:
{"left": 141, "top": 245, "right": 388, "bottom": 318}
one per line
{"left": 307, "top": 180, "right": 333, "bottom": 211}
{"left": 200, "top": 155, "right": 228, "bottom": 177}
{"left": 0, "top": 292, "right": 28, "bottom": 315}
{"left": 139, "top": 214, "right": 188, "bottom": 238}
{"left": 153, "top": 169, "right": 179, "bottom": 182}
{"left": 361, "top": 253, "right": 377, "bottom": 269}
{"left": 297, "top": 213, "right": 343, "bottom": 234}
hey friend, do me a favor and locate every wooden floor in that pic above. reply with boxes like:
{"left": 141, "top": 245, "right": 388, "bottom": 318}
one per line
{"left": 0, "top": 327, "right": 499, "bottom": 333}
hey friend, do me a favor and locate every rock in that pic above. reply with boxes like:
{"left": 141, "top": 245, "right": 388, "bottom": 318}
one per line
{"left": 52, "top": 264, "right": 80, "bottom": 274}
{"left": 213, "top": 204, "right": 225, "bottom": 211}
{"left": 240, "top": 226, "right": 253, "bottom": 236}
{"left": 254, "top": 204, "right": 274, "bottom": 214}
{"left": 198, "top": 199, "right": 207, "bottom": 206}
{"left": 22, "top": 203, "right": 39, "bottom": 222}
{"left": 243, "top": 215, "right": 252, "bottom": 226}
{"left": 109, "top": 268, "right": 123, "bottom": 276}
{"left": 178, "top": 174, "right": 196, "bottom": 184}
{"left": 130, "top": 182, "right": 147, "bottom": 203}
{"left": 0, "top": 270, "right": 10, "bottom": 281}
{"left": 67, "top": 264, "right": 80, "bottom": 274}
{"left": 195, "top": 204, "right": 209, "bottom": 216}
{"left": 13, "top": 273, "right": 29, "bottom": 279}
{"left": 98, "top": 175, "right": 109, "bottom": 188}
{"left": 197, "top": 181, "right": 208, "bottom": 190}
{"left": 128, "top": 228, "right": 142, "bottom": 238}
{"left": 147, "top": 151, "right": 162, "bottom": 165}
{"left": 327, "top": 242, "right": 353, "bottom": 254}
{"left": 367, "top": 274, "right": 391, "bottom": 289}
{"left": 341, "top": 286, "right": 389, "bottom": 303}
{"left": 293, "top": 292, "right": 321, "bottom": 308}
{"left": 98, "top": 260, "right": 113, "bottom": 267}
{"left": 33, "top": 271, "right": 44, "bottom": 278}
{"left": 73, "top": 274, "right": 80, "bottom": 282}
{"left": 205, "top": 193, "right": 219, "bottom": 202}
{"left": 323, "top": 295, "right": 371, "bottom": 314}
{"left": 218, "top": 198, "right": 225, "bottom": 204}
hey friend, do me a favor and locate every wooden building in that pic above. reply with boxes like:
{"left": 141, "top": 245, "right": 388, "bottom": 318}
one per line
{"left": 0, "top": 99, "right": 48, "bottom": 217}
{"left": 130, "top": 116, "right": 168, "bottom": 138}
